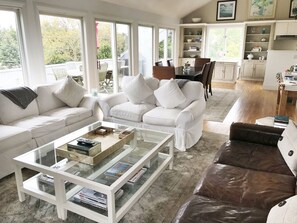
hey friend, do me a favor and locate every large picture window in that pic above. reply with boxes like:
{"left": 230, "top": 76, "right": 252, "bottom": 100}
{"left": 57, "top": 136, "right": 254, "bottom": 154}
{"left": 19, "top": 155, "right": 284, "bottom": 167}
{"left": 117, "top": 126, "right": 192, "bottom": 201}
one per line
{"left": 0, "top": 9, "right": 25, "bottom": 88}
{"left": 40, "top": 14, "right": 84, "bottom": 85}
{"left": 206, "top": 25, "right": 244, "bottom": 62}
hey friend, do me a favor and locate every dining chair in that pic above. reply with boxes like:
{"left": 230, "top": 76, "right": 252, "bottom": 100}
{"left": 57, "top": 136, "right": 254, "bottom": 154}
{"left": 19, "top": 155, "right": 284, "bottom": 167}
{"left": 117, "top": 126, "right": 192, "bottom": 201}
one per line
{"left": 167, "top": 59, "right": 174, "bottom": 67}
{"left": 206, "top": 61, "right": 216, "bottom": 97}
{"left": 155, "top": 61, "right": 163, "bottom": 66}
{"left": 194, "top": 58, "right": 211, "bottom": 71}
{"left": 196, "top": 62, "right": 211, "bottom": 100}
{"left": 152, "top": 66, "right": 175, "bottom": 80}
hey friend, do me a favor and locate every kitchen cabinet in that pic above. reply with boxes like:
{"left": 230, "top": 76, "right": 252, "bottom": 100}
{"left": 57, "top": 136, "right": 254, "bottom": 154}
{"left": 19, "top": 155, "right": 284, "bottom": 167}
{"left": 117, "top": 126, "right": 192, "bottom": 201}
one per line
{"left": 178, "top": 24, "right": 206, "bottom": 66}
{"left": 274, "top": 21, "right": 297, "bottom": 38}
{"left": 213, "top": 62, "right": 237, "bottom": 83}
{"left": 241, "top": 60, "right": 266, "bottom": 80}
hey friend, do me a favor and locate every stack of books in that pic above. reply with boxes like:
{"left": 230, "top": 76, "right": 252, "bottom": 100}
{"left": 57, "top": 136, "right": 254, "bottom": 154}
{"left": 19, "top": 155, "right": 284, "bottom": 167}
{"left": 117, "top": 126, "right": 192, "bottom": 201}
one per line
{"left": 274, "top": 115, "right": 289, "bottom": 128}
{"left": 73, "top": 188, "right": 124, "bottom": 210}
{"left": 67, "top": 137, "right": 101, "bottom": 156}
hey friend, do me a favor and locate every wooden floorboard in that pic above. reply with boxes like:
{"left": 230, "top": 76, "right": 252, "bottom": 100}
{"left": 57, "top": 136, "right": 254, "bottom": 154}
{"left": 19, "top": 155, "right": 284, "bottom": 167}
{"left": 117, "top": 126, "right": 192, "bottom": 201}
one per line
{"left": 204, "top": 80, "right": 297, "bottom": 135}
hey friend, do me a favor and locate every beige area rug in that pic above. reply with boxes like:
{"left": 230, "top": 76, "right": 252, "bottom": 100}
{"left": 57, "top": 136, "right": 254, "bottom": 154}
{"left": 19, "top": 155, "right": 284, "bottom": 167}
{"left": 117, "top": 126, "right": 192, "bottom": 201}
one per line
{"left": 204, "top": 88, "right": 241, "bottom": 122}
{"left": 0, "top": 132, "right": 228, "bottom": 223}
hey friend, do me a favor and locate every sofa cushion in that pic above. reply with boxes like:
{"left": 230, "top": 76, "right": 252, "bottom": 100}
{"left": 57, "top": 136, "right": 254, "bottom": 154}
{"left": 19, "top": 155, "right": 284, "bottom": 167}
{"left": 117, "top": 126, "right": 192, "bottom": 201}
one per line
{"left": 154, "top": 79, "right": 186, "bottom": 109}
{"left": 278, "top": 122, "right": 297, "bottom": 176}
{"left": 123, "top": 74, "right": 153, "bottom": 104}
{"left": 178, "top": 81, "right": 204, "bottom": 109}
{"left": 36, "top": 81, "right": 66, "bottom": 114}
{"left": 0, "top": 94, "right": 39, "bottom": 124}
{"left": 172, "top": 195, "right": 268, "bottom": 223}
{"left": 9, "top": 115, "right": 65, "bottom": 138}
{"left": 110, "top": 102, "right": 155, "bottom": 122}
{"left": 54, "top": 76, "right": 86, "bottom": 107}
{"left": 0, "top": 125, "right": 32, "bottom": 151}
{"left": 266, "top": 195, "right": 297, "bottom": 223}
{"left": 122, "top": 76, "right": 158, "bottom": 104}
{"left": 214, "top": 140, "right": 293, "bottom": 176}
{"left": 143, "top": 107, "right": 181, "bottom": 127}
{"left": 194, "top": 163, "right": 296, "bottom": 210}
{"left": 42, "top": 107, "right": 92, "bottom": 125}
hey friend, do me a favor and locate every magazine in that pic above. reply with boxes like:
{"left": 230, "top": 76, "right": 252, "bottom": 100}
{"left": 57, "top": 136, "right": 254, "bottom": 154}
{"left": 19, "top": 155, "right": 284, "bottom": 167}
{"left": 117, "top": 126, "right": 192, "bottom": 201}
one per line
{"left": 104, "top": 161, "right": 133, "bottom": 178}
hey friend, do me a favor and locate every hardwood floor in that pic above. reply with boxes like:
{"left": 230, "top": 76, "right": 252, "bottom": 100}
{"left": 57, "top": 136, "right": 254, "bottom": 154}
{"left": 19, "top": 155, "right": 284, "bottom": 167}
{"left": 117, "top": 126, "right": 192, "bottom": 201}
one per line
{"left": 204, "top": 80, "right": 297, "bottom": 135}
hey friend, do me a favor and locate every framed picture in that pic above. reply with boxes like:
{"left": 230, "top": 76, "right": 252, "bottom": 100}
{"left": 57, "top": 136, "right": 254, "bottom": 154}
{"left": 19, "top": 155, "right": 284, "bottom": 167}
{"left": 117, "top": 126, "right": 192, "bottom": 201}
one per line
{"left": 216, "top": 0, "right": 237, "bottom": 21}
{"left": 289, "top": 0, "right": 297, "bottom": 18}
{"left": 248, "top": 0, "right": 277, "bottom": 19}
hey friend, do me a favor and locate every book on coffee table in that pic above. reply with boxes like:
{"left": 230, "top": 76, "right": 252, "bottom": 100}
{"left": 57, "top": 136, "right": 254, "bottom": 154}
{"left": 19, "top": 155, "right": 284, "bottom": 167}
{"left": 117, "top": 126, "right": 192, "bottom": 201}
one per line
{"left": 274, "top": 115, "right": 289, "bottom": 128}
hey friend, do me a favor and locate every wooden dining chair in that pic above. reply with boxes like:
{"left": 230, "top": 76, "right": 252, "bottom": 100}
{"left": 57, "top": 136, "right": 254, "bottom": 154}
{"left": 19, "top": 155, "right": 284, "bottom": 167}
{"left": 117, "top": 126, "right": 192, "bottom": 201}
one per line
{"left": 155, "top": 61, "right": 163, "bottom": 66}
{"left": 206, "top": 61, "right": 216, "bottom": 97}
{"left": 196, "top": 62, "right": 211, "bottom": 100}
{"left": 152, "top": 66, "right": 175, "bottom": 80}
{"left": 194, "top": 58, "right": 211, "bottom": 71}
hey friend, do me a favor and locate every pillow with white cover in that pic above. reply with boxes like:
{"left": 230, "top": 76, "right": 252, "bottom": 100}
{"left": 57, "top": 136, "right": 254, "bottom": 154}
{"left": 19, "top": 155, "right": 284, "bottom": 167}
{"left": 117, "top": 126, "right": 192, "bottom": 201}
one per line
{"left": 266, "top": 195, "right": 297, "bottom": 223}
{"left": 154, "top": 79, "right": 186, "bottom": 109}
{"left": 54, "top": 76, "right": 86, "bottom": 107}
{"left": 123, "top": 74, "right": 153, "bottom": 104}
{"left": 277, "top": 121, "right": 297, "bottom": 176}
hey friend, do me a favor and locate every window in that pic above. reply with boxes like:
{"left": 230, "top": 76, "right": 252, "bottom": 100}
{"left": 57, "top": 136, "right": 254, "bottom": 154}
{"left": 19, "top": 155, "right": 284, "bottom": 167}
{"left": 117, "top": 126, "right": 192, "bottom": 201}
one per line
{"left": 96, "top": 21, "right": 131, "bottom": 93}
{"left": 138, "top": 25, "right": 153, "bottom": 77}
{"left": 159, "top": 28, "right": 174, "bottom": 64}
{"left": 39, "top": 14, "right": 84, "bottom": 85}
{"left": 206, "top": 26, "right": 244, "bottom": 62}
{"left": 0, "top": 9, "right": 25, "bottom": 88}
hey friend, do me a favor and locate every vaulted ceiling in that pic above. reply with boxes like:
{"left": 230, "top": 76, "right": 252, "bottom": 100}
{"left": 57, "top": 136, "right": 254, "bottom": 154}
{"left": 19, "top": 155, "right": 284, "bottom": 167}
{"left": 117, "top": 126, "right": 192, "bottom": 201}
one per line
{"left": 99, "top": 0, "right": 212, "bottom": 18}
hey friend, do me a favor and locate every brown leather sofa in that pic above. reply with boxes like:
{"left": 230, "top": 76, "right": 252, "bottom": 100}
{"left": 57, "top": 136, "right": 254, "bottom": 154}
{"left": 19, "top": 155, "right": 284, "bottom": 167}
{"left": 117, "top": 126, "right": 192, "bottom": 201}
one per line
{"left": 173, "top": 122, "right": 296, "bottom": 223}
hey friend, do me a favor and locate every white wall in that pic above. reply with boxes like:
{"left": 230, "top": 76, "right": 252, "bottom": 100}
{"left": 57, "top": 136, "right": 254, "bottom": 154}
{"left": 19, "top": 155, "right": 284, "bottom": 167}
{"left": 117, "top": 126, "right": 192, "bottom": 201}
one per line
{"left": 0, "top": 0, "right": 179, "bottom": 90}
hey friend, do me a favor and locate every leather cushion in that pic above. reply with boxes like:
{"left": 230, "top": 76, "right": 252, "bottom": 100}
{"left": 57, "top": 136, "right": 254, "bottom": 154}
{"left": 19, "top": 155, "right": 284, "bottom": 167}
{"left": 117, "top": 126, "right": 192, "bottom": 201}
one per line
{"left": 194, "top": 163, "right": 296, "bottom": 210}
{"left": 214, "top": 140, "right": 293, "bottom": 176}
{"left": 172, "top": 195, "right": 268, "bottom": 223}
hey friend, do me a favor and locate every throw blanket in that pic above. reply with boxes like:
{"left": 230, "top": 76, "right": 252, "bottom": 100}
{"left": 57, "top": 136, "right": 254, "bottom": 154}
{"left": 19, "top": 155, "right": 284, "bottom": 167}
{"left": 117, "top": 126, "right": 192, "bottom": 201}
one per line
{"left": 175, "top": 79, "right": 189, "bottom": 89}
{"left": 0, "top": 87, "right": 38, "bottom": 109}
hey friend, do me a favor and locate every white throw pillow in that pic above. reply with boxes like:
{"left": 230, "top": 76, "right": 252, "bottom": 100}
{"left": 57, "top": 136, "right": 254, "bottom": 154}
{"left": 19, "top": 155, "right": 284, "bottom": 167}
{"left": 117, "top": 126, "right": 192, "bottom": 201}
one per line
{"left": 266, "top": 195, "right": 297, "bottom": 223}
{"left": 53, "top": 76, "right": 86, "bottom": 107}
{"left": 154, "top": 79, "right": 186, "bottom": 109}
{"left": 277, "top": 122, "right": 297, "bottom": 176}
{"left": 123, "top": 74, "right": 153, "bottom": 104}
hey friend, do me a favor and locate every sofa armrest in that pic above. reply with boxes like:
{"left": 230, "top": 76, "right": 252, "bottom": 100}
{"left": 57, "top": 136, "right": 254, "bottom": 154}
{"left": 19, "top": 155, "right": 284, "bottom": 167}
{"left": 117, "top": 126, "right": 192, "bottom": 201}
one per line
{"left": 78, "top": 95, "right": 100, "bottom": 118}
{"left": 229, "top": 122, "right": 284, "bottom": 146}
{"left": 175, "top": 99, "right": 206, "bottom": 128}
{"left": 98, "top": 92, "right": 128, "bottom": 118}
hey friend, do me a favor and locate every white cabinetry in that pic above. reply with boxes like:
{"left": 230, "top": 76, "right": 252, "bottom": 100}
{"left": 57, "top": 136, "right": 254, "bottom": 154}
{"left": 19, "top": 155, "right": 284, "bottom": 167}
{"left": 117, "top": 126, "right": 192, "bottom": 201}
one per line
{"left": 274, "top": 21, "right": 297, "bottom": 38}
{"left": 213, "top": 62, "right": 237, "bottom": 83}
{"left": 241, "top": 60, "right": 266, "bottom": 80}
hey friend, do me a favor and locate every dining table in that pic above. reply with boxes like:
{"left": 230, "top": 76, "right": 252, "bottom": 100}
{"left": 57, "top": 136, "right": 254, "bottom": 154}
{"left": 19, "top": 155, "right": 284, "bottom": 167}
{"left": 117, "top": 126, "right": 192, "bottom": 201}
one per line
{"left": 277, "top": 72, "right": 297, "bottom": 116}
{"left": 175, "top": 66, "right": 203, "bottom": 81}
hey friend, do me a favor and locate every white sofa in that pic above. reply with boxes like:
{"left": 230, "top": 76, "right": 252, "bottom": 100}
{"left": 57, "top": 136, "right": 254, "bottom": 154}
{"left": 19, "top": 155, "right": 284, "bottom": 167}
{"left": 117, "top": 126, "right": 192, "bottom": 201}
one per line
{"left": 0, "top": 78, "right": 99, "bottom": 179}
{"left": 99, "top": 75, "right": 206, "bottom": 151}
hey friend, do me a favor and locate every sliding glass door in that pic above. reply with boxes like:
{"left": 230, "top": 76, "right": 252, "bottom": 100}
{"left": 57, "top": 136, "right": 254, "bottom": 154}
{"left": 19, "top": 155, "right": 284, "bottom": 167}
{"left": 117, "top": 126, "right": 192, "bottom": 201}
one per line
{"left": 96, "top": 20, "right": 131, "bottom": 93}
{"left": 138, "top": 25, "right": 153, "bottom": 77}
{"left": 0, "top": 9, "right": 26, "bottom": 88}
{"left": 159, "top": 28, "right": 174, "bottom": 65}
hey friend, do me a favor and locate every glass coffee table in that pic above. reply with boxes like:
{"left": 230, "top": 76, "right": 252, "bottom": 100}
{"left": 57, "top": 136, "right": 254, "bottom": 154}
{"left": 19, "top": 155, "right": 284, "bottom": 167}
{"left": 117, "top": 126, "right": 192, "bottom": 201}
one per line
{"left": 13, "top": 121, "right": 174, "bottom": 223}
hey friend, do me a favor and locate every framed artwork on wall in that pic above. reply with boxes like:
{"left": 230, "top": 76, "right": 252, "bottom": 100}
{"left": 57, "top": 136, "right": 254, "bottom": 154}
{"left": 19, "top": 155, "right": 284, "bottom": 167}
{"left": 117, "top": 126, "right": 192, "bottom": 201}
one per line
{"left": 248, "top": 0, "right": 277, "bottom": 19}
{"left": 289, "top": 0, "right": 297, "bottom": 18}
{"left": 216, "top": 0, "right": 237, "bottom": 21}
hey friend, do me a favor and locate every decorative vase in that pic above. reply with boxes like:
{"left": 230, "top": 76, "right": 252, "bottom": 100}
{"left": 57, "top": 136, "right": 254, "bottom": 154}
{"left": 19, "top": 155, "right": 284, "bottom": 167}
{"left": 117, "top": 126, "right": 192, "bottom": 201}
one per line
{"left": 247, "top": 53, "right": 254, "bottom": 60}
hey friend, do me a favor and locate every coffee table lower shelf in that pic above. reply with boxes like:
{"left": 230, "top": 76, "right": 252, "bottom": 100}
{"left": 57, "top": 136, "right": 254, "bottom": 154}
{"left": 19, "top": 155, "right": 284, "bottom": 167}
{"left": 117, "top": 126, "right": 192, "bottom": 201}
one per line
{"left": 14, "top": 152, "right": 172, "bottom": 223}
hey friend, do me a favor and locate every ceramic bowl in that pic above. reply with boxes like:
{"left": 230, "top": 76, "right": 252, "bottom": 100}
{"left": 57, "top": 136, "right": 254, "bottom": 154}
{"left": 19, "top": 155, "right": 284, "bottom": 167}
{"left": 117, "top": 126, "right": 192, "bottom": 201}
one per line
{"left": 192, "top": 18, "right": 201, "bottom": 23}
